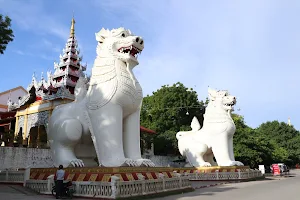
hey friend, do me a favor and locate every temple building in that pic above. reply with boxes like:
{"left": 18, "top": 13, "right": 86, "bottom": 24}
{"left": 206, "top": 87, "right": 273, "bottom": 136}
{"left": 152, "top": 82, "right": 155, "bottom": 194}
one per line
{"left": 7, "top": 17, "right": 87, "bottom": 148}
{"left": 7, "top": 17, "right": 156, "bottom": 151}
{"left": 0, "top": 86, "right": 28, "bottom": 146}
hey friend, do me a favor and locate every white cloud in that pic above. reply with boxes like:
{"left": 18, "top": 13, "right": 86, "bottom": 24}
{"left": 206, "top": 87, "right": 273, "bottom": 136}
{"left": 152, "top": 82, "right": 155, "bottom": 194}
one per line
{"left": 89, "top": 0, "right": 300, "bottom": 129}
{"left": 2, "top": 0, "right": 300, "bottom": 129}
{"left": 0, "top": 0, "right": 69, "bottom": 40}
{"left": 40, "top": 54, "right": 55, "bottom": 61}
{"left": 41, "top": 39, "right": 61, "bottom": 53}
{"left": 12, "top": 50, "right": 26, "bottom": 55}
{"left": 11, "top": 48, "right": 54, "bottom": 61}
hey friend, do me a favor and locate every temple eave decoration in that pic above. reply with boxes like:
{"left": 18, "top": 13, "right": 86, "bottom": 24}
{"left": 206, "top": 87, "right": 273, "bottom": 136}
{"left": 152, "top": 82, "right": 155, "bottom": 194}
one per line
{"left": 7, "top": 16, "right": 86, "bottom": 112}
{"left": 5, "top": 17, "right": 88, "bottom": 148}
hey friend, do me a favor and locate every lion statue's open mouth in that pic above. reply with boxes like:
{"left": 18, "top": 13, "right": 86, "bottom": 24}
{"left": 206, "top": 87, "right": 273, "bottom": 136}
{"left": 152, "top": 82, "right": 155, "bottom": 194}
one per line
{"left": 118, "top": 45, "right": 142, "bottom": 59}
{"left": 224, "top": 99, "right": 236, "bottom": 110}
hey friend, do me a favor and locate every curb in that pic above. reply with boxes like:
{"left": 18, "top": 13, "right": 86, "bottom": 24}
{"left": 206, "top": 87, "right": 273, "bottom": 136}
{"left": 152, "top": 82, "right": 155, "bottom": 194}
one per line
{"left": 194, "top": 182, "right": 229, "bottom": 189}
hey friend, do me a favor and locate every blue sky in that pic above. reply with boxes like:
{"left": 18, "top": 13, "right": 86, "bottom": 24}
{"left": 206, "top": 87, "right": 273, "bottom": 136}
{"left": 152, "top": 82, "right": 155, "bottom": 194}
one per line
{"left": 0, "top": 0, "right": 299, "bottom": 130}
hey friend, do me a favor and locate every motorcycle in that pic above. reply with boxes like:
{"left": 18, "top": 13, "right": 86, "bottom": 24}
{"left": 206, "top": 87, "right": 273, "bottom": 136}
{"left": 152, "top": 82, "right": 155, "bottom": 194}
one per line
{"left": 52, "top": 180, "right": 75, "bottom": 199}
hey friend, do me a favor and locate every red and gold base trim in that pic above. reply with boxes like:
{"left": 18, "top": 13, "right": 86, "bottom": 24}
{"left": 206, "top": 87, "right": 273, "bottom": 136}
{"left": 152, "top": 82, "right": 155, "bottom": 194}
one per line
{"left": 29, "top": 166, "right": 250, "bottom": 182}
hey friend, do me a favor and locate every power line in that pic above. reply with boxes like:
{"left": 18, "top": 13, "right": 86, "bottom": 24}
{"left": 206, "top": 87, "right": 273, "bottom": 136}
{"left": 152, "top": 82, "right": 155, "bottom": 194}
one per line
{"left": 144, "top": 105, "right": 206, "bottom": 111}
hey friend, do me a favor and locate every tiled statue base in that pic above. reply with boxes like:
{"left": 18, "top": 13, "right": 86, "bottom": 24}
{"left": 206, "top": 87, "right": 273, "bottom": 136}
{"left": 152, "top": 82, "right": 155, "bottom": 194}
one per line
{"left": 192, "top": 166, "right": 250, "bottom": 173}
{"left": 29, "top": 166, "right": 250, "bottom": 182}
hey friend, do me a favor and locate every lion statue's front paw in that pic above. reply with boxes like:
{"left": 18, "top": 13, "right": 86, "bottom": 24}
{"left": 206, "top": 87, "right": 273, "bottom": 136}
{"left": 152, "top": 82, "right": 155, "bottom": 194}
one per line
{"left": 199, "top": 162, "right": 212, "bottom": 167}
{"left": 232, "top": 161, "right": 244, "bottom": 166}
{"left": 220, "top": 161, "right": 244, "bottom": 166}
{"left": 135, "top": 159, "right": 155, "bottom": 167}
{"left": 122, "top": 159, "right": 137, "bottom": 167}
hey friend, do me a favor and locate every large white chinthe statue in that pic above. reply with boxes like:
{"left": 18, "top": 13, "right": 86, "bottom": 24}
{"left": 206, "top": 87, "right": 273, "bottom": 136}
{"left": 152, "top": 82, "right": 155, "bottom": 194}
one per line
{"left": 176, "top": 88, "right": 244, "bottom": 167}
{"left": 47, "top": 27, "right": 155, "bottom": 168}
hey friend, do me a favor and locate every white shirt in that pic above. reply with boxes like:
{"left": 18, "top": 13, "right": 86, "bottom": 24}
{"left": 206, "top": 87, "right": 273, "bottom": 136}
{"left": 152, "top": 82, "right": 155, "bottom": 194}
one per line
{"left": 56, "top": 169, "right": 65, "bottom": 180}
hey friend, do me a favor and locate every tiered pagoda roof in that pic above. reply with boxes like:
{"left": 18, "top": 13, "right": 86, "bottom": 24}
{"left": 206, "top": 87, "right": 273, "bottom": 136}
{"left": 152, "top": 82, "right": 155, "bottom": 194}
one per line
{"left": 8, "top": 17, "right": 87, "bottom": 111}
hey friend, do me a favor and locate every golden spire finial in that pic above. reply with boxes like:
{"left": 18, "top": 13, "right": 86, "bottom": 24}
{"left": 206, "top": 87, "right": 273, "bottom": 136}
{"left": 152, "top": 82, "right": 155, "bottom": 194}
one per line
{"left": 70, "top": 12, "right": 75, "bottom": 38}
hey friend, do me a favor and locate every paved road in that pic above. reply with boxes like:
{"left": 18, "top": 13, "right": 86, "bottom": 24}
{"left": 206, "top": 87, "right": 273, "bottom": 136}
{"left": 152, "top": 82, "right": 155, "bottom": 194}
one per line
{"left": 1, "top": 171, "right": 299, "bottom": 200}
{"left": 154, "top": 171, "right": 300, "bottom": 200}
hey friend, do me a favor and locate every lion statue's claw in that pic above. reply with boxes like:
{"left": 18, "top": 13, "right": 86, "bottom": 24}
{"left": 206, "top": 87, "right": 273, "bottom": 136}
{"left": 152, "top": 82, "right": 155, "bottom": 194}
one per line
{"left": 70, "top": 159, "right": 85, "bottom": 167}
{"left": 135, "top": 159, "right": 155, "bottom": 167}
{"left": 199, "top": 162, "right": 212, "bottom": 167}
{"left": 232, "top": 161, "right": 244, "bottom": 166}
{"left": 144, "top": 160, "right": 155, "bottom": 167}
{"left": 122, "top": 159, "right": 137, "bottom": 167}
{"left": 220, "top": 161, "right": 244, "bottom": 166}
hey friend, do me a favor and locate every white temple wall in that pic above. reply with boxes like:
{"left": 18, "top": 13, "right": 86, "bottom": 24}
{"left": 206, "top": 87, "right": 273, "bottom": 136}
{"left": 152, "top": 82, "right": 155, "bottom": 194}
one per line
{"left": 0, "top": 147, "right": 54, "bottom": 169}
{"left": 0, "top": 147, "right": 179, "bottom": 169}
{"left": 0, "top": 87, "right": 27, "bottom": 106}
{"left": 0, "top": 87, "right": 27, "bottom": 112}
{"left": 142, "top": 155, "right": 180, "bottom": 167}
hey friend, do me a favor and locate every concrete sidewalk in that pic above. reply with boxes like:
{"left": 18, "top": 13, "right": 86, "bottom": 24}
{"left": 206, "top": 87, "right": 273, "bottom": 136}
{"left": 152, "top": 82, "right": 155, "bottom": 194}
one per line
{"left": 1, "top": 170, "right": 299, "bottom": 200}
{"left": 0, "top": 184, "right": 87, "bottom": 200}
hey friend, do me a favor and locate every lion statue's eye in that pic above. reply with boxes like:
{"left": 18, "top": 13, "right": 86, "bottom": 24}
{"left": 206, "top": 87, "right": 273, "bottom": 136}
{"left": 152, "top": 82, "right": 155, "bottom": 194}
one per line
{"left": 121, "top": 33, "right": 126, "bottom": 37}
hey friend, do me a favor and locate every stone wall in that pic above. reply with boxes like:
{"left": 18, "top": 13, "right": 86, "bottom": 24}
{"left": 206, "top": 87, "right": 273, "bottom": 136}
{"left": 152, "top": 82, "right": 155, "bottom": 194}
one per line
{"left": 0, "top": 147, "right": 181, "bottom": 169}
{"left": 143, "top": 155, "right": 183, "bottom": 167}
{"left": 0, "top": 147, "right": 53, "bottom": 169}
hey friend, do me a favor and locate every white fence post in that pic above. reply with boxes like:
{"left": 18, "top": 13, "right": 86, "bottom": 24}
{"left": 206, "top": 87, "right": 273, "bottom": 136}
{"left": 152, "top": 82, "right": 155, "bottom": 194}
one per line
{"left": 47, "top": 175, "right": 54, "bottom": 193}
{"left": 137, "top": 174, "right": 146, "bottom": 194}
{"left": 237, "top": 169, "right": 241, "bottom": 179}
{"left": 111, "top": 175, "right": 120, "bottom": 199}
{"left": 173, "top": 171, "right": 182, "bottom": 188}
{"left": 195, "top": 170, "right": 199, "bottom": 180}
{"left": 185, "top": 171, "right": 192, "bottom": 181}
{"left": 23, "top": 167, "right": 31, "bottom": 187}
{"left": 5, "top": 170, "right": 8, "bottom": 181}
{"left": 75, "top": 182, "right": 80, "bottom": 195}
{"left": 158, "top": 173, "right": 166, "bottom": 191}
{"left": 216, "top": 170, "right": 219, "bottom": 180}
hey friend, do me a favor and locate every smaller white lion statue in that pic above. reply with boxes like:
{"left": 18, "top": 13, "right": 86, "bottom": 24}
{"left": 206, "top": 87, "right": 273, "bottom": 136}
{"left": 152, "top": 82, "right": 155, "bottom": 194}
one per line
{"left": 176, "top": 88, "right": 244, "bottom": 167}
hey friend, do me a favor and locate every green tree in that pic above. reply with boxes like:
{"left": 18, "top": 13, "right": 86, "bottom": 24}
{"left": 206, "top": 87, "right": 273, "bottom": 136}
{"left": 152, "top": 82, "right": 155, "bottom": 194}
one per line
{"left": 0, "top": 14, "right": 14, "bottom": 54}
{"left": 257, "top": 121, "right": 300, "bottom": 166}
{"left": 140, "top": 82, "right": 205, "bottom": 155}
{"left": 232, "top": 114, "right": 275, "bottom": 168}
{"left": 1, "top": 129, "right": 14, "bottom": 146}
{"left": 14, "top": 130, "right": 23, "bottom": 147}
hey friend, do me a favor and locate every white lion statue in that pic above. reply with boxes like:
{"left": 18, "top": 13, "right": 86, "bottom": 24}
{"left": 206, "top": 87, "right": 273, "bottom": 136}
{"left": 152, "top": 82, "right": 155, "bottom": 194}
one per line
{"left": 176, "top": 88, "right": 244, "bottom": 167}
{"left": 47, "top": 27, "right": 155, "bottom": 168}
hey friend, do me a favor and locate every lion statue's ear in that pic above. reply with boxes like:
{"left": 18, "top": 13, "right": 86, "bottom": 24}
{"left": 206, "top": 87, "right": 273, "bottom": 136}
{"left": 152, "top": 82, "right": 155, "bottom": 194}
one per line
{"left": 95, "top": 28, "right": 110, "bottom": 43}
{"left": 208, "top": 87, "right": 217, "bottom": 101}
